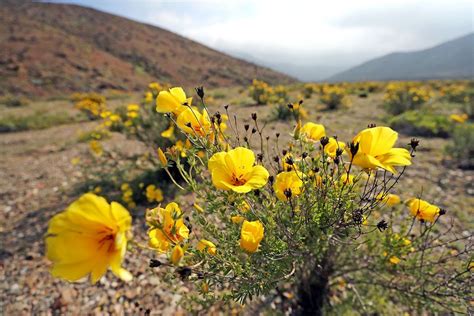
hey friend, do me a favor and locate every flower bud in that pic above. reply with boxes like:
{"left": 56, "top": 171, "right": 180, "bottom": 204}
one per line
{"left": 171, "top": 244, "right": 184, "bottom": 265}
{"left": 157, "top": 148, "right": 168, "bottom": 166}
{"left": 350, "top": 142, "right": 360, "bottom": 156}
{"left": 195, "top": 86, "right": 205, "bottom": 99}
{"left": 149, "top": 259, "right": 162, "bottom": 268}
{"left": 320, "top": 136, "right": 329, "bottom": 147}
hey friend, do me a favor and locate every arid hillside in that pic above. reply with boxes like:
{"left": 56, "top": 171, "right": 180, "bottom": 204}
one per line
{"left": 0, "top": 1, "right": 294, "bottom": 97}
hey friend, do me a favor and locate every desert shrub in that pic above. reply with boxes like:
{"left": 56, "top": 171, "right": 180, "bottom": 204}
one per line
{"left": 0, "top": 111, "right": 82, "bottom": 132}
{"left": 446, "top": 123, "right": 474, "bottom": 169}
{"left": 302, "top": 83, "right": 315, "bottom": 98}
{"left": 248, "top": 79, "right": 272, "bottom": 105}
{"left": 71, "top": 92, "right": 107, "bottom": 120}
{"left": 77, "top": 129, "right": 110, "bottom": 143}
{"left": 212, "top": 92, "right": 226, "bottom": 99}
{"left": 271, "top": 100, "right": 308, "bottom": 121}
{"left": 319, "top": 84, "right": 351, "bottom": 110}
{"left": 439, "top": 82, "right": 474, "bottom": 104}
{"left": 383, "top": 82, "right": 433, "bottom": 115}
{"left": 0, "top": 94, "right": 29, "bottom": 107}
{"left": 388, "top": 110, "right": 453, "bottom": 138}
{"left": 269, "top": 85, "right": 289, "bottom": 104}
{"left": 45, "top": 85, "right": 471, "bottom": 315}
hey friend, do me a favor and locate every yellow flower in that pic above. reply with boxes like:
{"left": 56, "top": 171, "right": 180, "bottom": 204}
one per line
{"left": 127, "top": 104, "right": 140, "bottom": 112}
{"left": 450, "top": 113, "right": 468, "bottom": 123}
{"left": 231, "top": 215, "right": 245, "bottom": 224}
{"left": 148, "top": 202, "right": 190, "bottom": 252}
{"left": 71, "top": 157, "right": 81, "bottom": 165}
{"left": 161, "top": 124, "right": 174, "bottom": 138}
{"left": 126, "top": 111, "right": 138, "bottom": 119}
{"left": 145, "top": 184, "right": 163, "bottom": 203}
{"left": 407, "top": 198, "right": 440, "bottom": 223}
{"left": 238, "top": 200, "right": 251, "bottom": 213}
{"left": 45, "top": 193, "right": 132, "bottom": 283}
{"left": 144, "top": 91, "right": 153, "bottom": 103}
{"left": 324, "top": 138, "right": 345, "bottom": 158}
{"left": 340, "top": 173, "right": 354, "bottom": 185}
{"left": 377, "top": 193, "right": 401, "bottom": 206}
{"left": 89, "top": 140, "right": 103, "bottom": 156}
{"left": 109, "top": 114, "right": 121, "bottom": 122}
{"left": 282, "top": 152, "right": 298, "bottom": 172}
{"left": 156, "top": 87, "right": 191, "bottom": 114}
{"left": 273, "top": 171, "right": 304, "bottom": 201}
{"left": 197, "top": 239, "right": 217, "bottom": 255}
{"left": 240, "top": 220, "right": 264, "bottom": 253}
{"left": 349, "top": 126, "right": 411, "bottom": 174}
{"left": 176, "top": 107, "right": 211, "bottom": 137}
{"left": 170, "top": 244, "right": 184, "bottom": 265}
{"left": 208, "top": 147, "right": 269, "bottom": 193}
{"left": 157, "top": 148, "right": 168, "bottom": 166}
{"left": 301, "top": 122, "right": 326, "bottom": 142}
{"left": 389, "top": 256, "right": 401, "bottom": 265}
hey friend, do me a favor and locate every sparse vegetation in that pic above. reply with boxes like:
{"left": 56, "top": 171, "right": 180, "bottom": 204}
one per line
{"left": 446, "top": 123, "right": 474, "bottom": 169}
{"left": 388, "top": 110, "right": 453, "bottom": 137}
{"left": 0, "top": 111, "right": 83, "bottom": 132}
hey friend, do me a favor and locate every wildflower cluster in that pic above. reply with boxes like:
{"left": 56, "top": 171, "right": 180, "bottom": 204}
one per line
{"left": 383, "top": 82, "right": 434, "bottom": 115}
{"left": 319, "top": 84, "right": 351, "bottom": 109}
{"left": 248, "top": 79, "right": 290, "bottom": 105}
{"left": 48, "top": 85, "right": 471, "bottom": 314}
{"left": 439, "top": 81, "right": 472, "bottom": 105}
{"left": 71, "top": 92, "right": 107, "bottom": 120}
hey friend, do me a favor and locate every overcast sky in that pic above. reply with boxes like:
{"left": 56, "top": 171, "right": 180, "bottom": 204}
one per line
{"left": 47, "top": 0, "right": 473, "bottom": 78}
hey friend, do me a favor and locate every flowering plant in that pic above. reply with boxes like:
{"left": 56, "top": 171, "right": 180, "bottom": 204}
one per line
{"left": 48, "top": 85, "right": 471, "bottom": 314}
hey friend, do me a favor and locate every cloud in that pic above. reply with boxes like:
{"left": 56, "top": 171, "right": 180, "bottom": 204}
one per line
{"left": 49, "top": 0, "right": 473, "bottom": 69}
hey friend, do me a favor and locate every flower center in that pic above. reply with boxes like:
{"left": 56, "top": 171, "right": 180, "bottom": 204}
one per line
{"left": 232, "top": 173, "right": 247, "bottom": 186}
{"left": 97, "top": 227, "right": 117, "bottom": 253}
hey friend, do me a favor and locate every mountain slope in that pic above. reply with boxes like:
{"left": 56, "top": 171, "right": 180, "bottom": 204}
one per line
{"left": 0, "top": 2, "right": 294, "bottom": 96}
{"left": 328, "top": 33, "right": 474, "bottom": 82}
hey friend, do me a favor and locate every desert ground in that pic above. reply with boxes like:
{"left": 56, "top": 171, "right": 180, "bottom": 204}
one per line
{"left": 0, "top": 85, "right": 472, "bottom": 314}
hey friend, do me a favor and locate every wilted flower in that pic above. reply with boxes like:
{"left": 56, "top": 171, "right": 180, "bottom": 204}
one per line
{"left": 407, "top": 198, "right": 440, "bottom": 223}
{"left": 45, "top": 193, "right": 132, "bottom": 283}
{"left": 208, "top": 147, "right": 269, "bottom": 193}
{"left": 197, "top": 239, "right": 217, "bottom": 255}
{"left": 273, "top": 171, "right": 304, "bottom": 201}
{"left": 148, "top": 202, "right": 190, "bottom": 252}
{"left": 156, "top": 87, "right": 191, "bottom": 114}
{"left": 240, "top": 220, "right": 264, "bottom": 253}
{"left": 349, "top": 126, "right": 411, "bottom": 174}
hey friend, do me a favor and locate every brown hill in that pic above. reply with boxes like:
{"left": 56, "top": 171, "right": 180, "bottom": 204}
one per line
{"left": 0, "top": 1, "right": 294, "bottom": 97}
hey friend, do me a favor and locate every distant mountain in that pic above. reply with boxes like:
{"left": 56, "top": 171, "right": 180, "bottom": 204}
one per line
{"left": 225, "top": 49, "right": 345, "bottom": 81}
{"left": 328, "top": 33, "right": 474, "bottom": 82}
{"left": 0, "top": 1, "right": 294, "bottom": 97}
